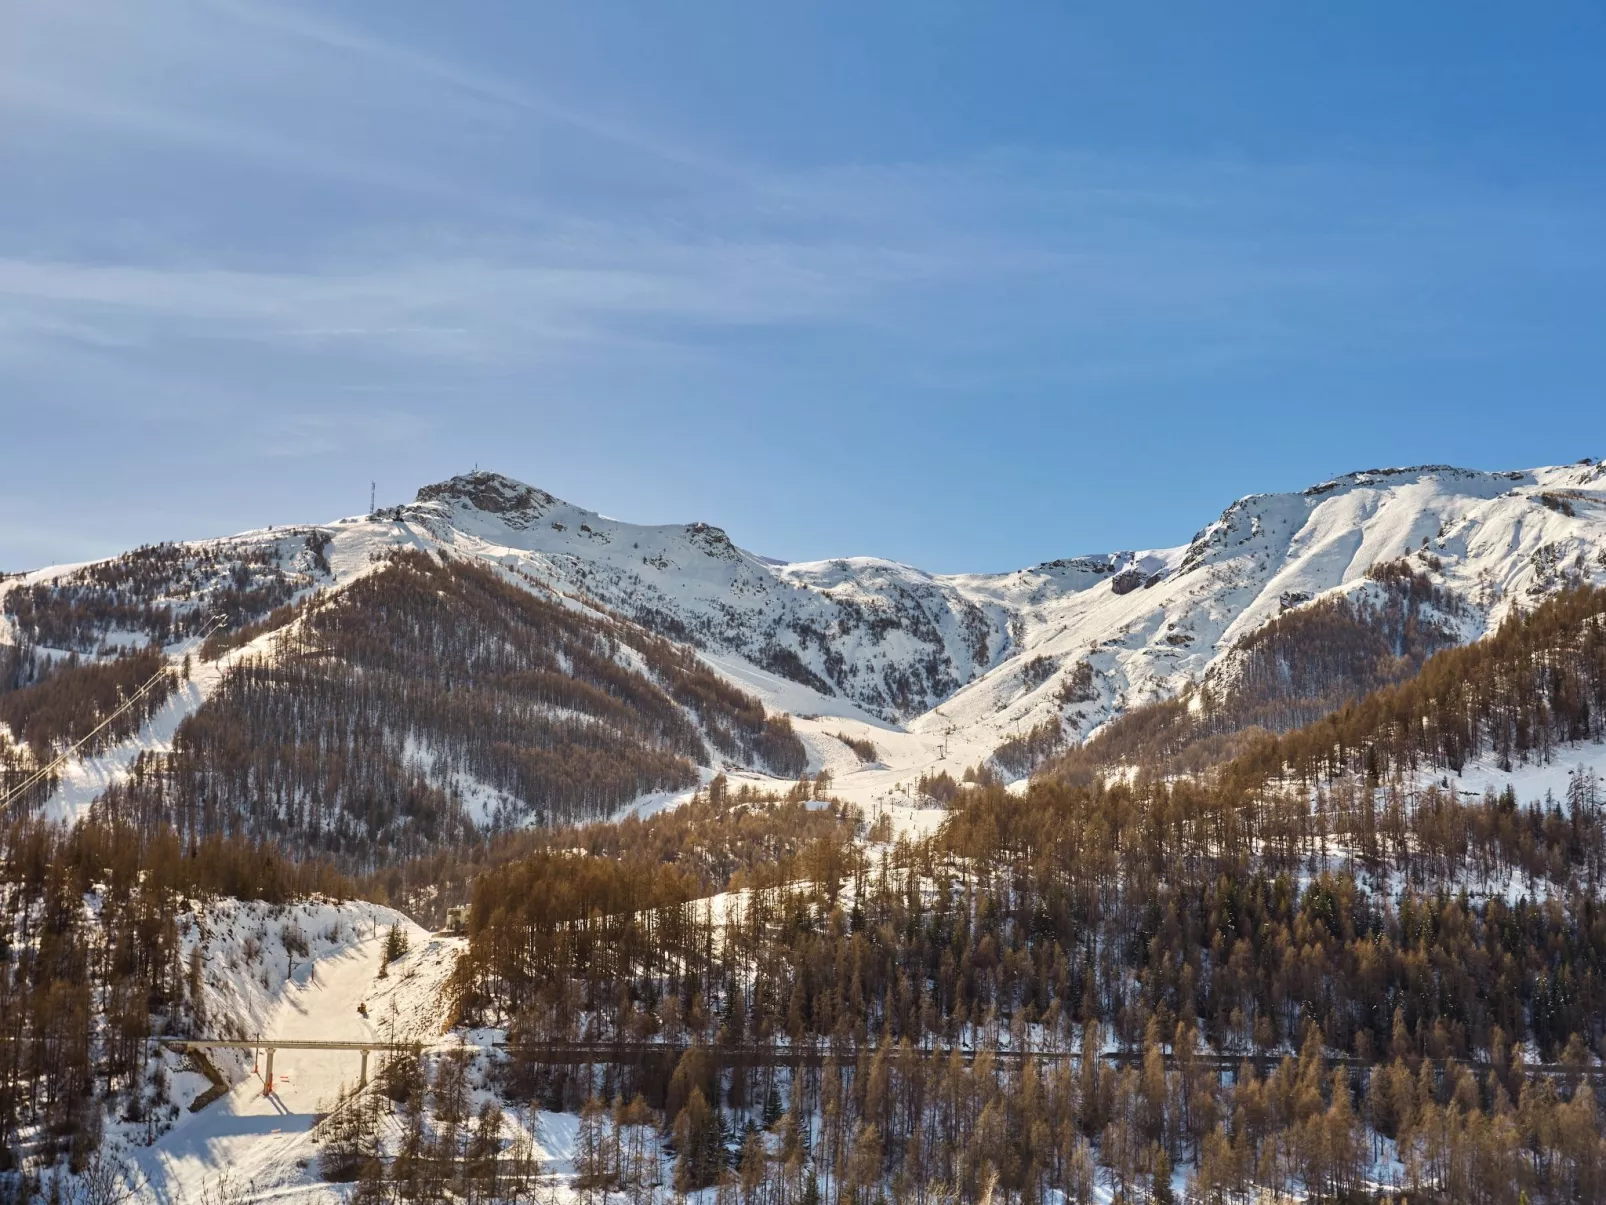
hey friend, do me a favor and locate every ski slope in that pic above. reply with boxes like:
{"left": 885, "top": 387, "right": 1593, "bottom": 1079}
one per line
{"left": 140, "top": 909, "right": 461, "bottom": 1204}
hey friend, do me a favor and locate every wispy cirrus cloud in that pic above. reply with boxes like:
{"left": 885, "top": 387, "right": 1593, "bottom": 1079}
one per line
{"left": 3, "top": 0, "right": 1595, "bottom": 389}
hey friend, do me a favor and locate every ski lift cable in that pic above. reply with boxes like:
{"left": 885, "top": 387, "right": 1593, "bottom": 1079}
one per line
{"left": 0, "top": 613, "right": 231, "bottom": 814}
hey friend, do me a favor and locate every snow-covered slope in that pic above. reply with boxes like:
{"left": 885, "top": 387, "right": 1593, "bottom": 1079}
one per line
{"left": 383, "top": 464, "right": 1606, "bottom": 779}
{"left": 136, "top": 901, "right": 465, "bottom": 1205}
{"left": 909, "top": 463, "right": 1606, "bottom": 749}
{"left": 7, "top": 460, "right": 1606, "bottom": 826}
{"left": 389, "top": 473, "right": 1012, "bottom": 721}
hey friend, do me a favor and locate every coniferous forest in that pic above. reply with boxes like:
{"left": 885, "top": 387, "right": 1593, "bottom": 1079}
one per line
{"left": 0, "top": 820, "right": 350, "bottom": 1181}
{"left": 87, "top": 552, "right": 807, "bottom": 869}
{"left": 423, "top": 586, "right": 1606, "bottom": 1203}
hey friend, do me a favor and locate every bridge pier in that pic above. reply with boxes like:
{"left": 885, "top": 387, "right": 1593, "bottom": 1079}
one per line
{"left": 360, "top": 1048, "right": 369, "bottom": 1088}
{"left": 263, "top": 1048, "right": 275, "bottom": 1095}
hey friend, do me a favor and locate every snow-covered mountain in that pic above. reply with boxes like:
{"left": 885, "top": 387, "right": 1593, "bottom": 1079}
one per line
{"left": 916, "top": 462, "right": 1606, "bottom": 746}
{"left": 5, "top": 460, "right": 1606, "bottom": 829}
{"left": 392, "top": 471, "right": 1012, "bottom": 721}
{"left": 378, "top": 461, "right": 1606, "bottom": 744}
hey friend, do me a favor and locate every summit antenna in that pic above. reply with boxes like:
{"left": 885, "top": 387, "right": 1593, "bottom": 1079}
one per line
{"left": 370, "top": 481, "right": 376, "bottom": 514}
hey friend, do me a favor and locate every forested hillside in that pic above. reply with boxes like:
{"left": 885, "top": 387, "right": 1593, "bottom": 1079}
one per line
{"left": 422, "top": 586, "right": 1606, "bottom": 1203}
{"left": 0, "top": 647, "right": 176, "bottom": 769}
{"left": 0, "top": 533, "right": 332, "bottom": 816}
{"left": 0, "top": 819, "right": 351, "bottom": 1181}
{"left": 0, "top": 646, "right": 182, "bottom": 818}
{"left": 360, "top": 771, "right": 858, "bottom": 929}
{"left": 980, "top": 557, "right": 1473, "bottom": 780}
{"left": 1043, "top": 566, "right": 1598, "bottom": 784}
{"left": 1229, "top": 583, "right": 1606, "bottom": 784}
{"left": 2, "top": 535, "right": 328, "bottom": 653}
{"left": 1207, "top": 558, "right": 1471, "bottom": 733}
{"left": 93, "top": 551, "right": 804, "bottom": 868}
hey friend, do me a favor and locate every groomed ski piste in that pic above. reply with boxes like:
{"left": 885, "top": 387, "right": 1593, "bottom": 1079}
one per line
{"left": 128, "top": 902, "right": 479, "bottom": 1204}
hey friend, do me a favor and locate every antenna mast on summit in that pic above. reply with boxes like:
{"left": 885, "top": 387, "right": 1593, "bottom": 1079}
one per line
{"left": 370, "top": 481, "right": 376, "bottom": 514}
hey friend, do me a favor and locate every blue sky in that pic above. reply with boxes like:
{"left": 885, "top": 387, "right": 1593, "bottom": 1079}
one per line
{"left": 2, "top": 2, "right": 1604, "bottom": 572}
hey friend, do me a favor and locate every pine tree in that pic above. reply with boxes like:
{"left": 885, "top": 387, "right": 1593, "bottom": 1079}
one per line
{"left": 383, "top": 923, "right": 410, "bottom": 964}
{"left": 319, "top": 1088, "right": 379, "bottom": 1183}
{"left": 575, "top": 1095, "right": 609, "bottom": 1197}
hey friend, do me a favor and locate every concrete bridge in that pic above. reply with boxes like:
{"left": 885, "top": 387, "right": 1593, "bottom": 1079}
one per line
{"left": 155, "top": 1036, "right": 421, "bottom": 1094}
{"left": 155, "top": 1035, "right": 1606, "bottom": 1095}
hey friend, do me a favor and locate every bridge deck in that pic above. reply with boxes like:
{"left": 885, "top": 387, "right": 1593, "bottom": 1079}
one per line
{"left": 149, "top": 1037, "right": 1606, "bottom": 1082}
{"left": 155, "top": 1037, "right": 418, "bottom": 1052}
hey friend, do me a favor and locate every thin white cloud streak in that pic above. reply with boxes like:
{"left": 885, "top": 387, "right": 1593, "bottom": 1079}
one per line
{"left": 201, "top": 0, "right": 740, "bottom": 178}
{"left": 0, "top": 235, "right": 950, "bottom": 363}
{"left": 0, "top": 70, "right": 563, "bottom": 229}
{"left": 0, "top": 150, "right": 1594, "bottom": 390}
{"left": 0, "top": 0, "right": 734, "bottom": 224}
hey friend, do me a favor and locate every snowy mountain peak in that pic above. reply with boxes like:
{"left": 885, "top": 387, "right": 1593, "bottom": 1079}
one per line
{"left": 683, "top": 521, "right": 742, "bottom": 561}
{"left": 1301, "top": 463, "right": 1525, "bottom": 496}
{"left": 1177, "top": 464, "right": 1537, "bottom": 579}
{"left": 413, "top": 470, "right": 559, "bottom": 528}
